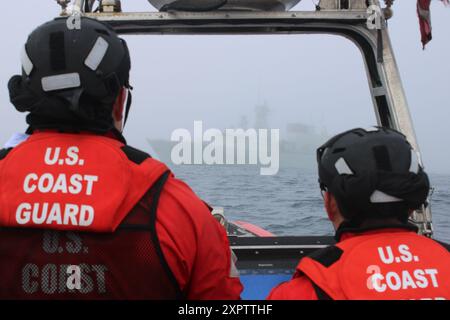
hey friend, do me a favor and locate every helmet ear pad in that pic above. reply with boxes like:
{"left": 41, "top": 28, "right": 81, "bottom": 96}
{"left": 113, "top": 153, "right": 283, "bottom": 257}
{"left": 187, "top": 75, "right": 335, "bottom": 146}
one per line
{"left": 103, "top": 72, "right": 122, "bottom": 101}
{"left": 329, "top": 170, "right": 377, "bottom": 221}
{"left": 8, "top": 75, "right": 37, "bottom": 113}
{"left": 62, "top": 73, "right": 122, "bottom": 122}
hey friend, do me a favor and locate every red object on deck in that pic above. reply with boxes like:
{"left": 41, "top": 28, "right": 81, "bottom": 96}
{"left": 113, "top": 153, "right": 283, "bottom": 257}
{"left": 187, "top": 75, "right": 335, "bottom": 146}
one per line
{"left": 234, "top": 221, "right": 275, "bottom": 237}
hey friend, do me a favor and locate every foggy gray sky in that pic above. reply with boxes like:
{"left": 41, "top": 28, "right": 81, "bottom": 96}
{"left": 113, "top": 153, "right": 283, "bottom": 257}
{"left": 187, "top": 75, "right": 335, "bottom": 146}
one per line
{"left": 0, "top": 1, "right": 449, "bottom": 174}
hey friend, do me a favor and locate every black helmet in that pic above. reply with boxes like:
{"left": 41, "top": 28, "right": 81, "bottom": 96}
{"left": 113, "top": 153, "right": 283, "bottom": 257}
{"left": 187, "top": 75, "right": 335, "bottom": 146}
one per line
{"left": 8, "top": 16, "right": 131, "bottom": 132}
{"left": 317, "top": 127, "right": 430, "bottom": 222}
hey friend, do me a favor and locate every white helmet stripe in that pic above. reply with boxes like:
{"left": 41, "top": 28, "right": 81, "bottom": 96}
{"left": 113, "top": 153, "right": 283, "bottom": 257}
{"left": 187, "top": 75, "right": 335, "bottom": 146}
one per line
{"left": 365, "top": 126, "right": 379, "bottom": 132}
{"left": 335, "top": 157, "right": 353, "bottom": 175}
{"left": 21, "top": 45, "right": 34, "bottom": 76}
{"left": 409, "top": 150, "right": 420, "bottom": 174}
{"left": 41, "top": 73, "right": 81, "bottom": 92}
{"left": 370, "top": 190, "right": 403, "bottom": 203}
{"left": 84, "top": 36, "right": 109, "bottom": 71}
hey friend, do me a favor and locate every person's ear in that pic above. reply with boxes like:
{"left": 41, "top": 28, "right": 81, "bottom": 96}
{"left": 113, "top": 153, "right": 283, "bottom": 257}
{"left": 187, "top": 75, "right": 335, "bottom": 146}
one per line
{"left": 324, "top": 192, "right": 335, "bottom": 222}
{"left": 113, "top": 87, "right": 127, "bottom": 121}
{"left": 324, "top": 193, "right": 345, "bottom": 230}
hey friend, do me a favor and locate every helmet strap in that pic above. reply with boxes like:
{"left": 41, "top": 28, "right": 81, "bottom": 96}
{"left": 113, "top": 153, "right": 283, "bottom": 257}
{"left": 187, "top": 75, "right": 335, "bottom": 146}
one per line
{"left": 123, "top": 88, "right": 133, "bottom": 129}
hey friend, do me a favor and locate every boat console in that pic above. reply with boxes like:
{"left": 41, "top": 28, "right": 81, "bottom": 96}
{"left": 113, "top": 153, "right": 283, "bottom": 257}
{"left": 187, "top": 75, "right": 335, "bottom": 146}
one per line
{"left": 230, "top": 235, "right": 334, "bottom": 299}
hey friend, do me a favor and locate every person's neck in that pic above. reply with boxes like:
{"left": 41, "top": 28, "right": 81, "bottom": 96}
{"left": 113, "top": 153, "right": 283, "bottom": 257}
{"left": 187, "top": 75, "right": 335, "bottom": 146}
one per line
{"left": 335, "top": 218, "right": 417, "bottom": 242}
{"left": 31, "top": 128, "right": 127, "bottom": 144}
{"left": 106, "top": 128, "right": 127, "bottom": 144}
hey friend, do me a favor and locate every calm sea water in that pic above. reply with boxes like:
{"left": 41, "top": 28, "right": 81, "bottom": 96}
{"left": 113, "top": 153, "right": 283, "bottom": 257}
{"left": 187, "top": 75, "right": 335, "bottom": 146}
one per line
{"left": 171, "top": 165, "right": 450, "bottom": 243}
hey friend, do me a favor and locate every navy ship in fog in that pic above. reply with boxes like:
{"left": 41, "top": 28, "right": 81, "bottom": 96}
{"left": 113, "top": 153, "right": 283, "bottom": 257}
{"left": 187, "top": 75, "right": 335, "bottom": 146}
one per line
{"left": 147, "top": 103, "right": 327, "bottom": 171}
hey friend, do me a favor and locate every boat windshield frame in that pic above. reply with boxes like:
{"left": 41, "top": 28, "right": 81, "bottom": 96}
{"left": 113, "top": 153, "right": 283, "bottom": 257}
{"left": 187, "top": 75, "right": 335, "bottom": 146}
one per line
{"left": 66, "top": 2, "right": 433, "bottom": 237}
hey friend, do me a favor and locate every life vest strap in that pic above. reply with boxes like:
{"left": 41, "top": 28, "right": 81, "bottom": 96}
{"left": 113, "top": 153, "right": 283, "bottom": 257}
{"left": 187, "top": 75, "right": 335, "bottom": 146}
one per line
{"left": 0, "top": 148, "right": 12, "bottom": 160}
{"left": 312, "top": 282, "right": 332, "bottom": 300}
{"left": 120, "top": 145, "right": 151, "bottom": 165}
{"left": 435, "top": 240, "right": 450, "bottom": 252}
{"left": 302, "top": 246, "right": 344, "bottom": 300}
{"left": 147, "top": 170, "right": 184, "bottom": 300}
{"left": 308, "top": 245, "right": 343, "bottom": 268}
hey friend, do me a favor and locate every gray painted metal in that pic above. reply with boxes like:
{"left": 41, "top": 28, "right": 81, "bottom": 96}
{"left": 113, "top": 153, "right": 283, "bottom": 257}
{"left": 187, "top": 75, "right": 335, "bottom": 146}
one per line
{"left": 148, "top": 0, "right": 302, "bottom": 12}
{"left": 56, "top": 0, "right": 434, "bottom": 236}
{"left": 319, "top": 0, "right": 370, "bottom": 10}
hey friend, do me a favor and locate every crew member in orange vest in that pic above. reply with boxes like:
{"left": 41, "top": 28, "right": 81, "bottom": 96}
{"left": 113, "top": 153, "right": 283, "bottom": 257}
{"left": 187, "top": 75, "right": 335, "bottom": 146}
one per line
{"left": 1, "top": 17, "right": 242, "bottom": 299}
{"left": 268, "top": 127, "right": 450, "bottom": 300}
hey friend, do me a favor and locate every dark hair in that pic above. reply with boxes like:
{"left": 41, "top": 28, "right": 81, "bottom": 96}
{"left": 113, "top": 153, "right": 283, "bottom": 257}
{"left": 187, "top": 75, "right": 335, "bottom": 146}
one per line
{"left": 340, "top": 201, "right": 411, "bottom": 226}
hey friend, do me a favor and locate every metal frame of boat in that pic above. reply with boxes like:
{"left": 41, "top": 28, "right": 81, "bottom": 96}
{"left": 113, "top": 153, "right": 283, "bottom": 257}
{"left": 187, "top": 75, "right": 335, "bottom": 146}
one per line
{"left": 56, "top": 0, "right": 434, "bottom": 277}
{"left": 147, "top": 0, "right": 303, "bottom": 12}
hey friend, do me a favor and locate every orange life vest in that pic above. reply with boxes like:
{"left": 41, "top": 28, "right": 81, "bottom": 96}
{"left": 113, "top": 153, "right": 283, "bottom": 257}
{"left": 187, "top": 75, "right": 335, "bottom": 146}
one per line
{"left": 0, "top": 132, "right": 181, "bottom": 299}
{"left": 296, "top": 230, "right": 450, "bottom": 300}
